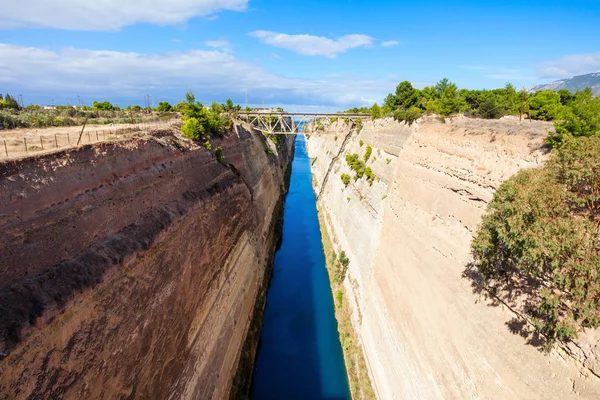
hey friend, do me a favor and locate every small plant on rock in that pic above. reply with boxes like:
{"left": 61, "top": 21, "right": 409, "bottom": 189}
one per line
{"left": 341, "top": 173, "right": 351, "bottom": 187}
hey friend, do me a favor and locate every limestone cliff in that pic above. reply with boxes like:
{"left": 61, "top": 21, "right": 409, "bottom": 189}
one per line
{"left": 0, "top": 125, "right": 293, "bottom": 399}
{"left": 307, "top": 116, "right": 600, "bottom": 399}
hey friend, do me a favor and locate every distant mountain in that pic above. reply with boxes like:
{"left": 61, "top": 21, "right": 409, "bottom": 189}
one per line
{"left": 530, "top": 72, "right": 600, "bottom": 96}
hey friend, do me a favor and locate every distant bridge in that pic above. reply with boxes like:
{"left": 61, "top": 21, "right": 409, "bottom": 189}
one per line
{"left": 236, "top": 112, "right": 370, "bottom": 135}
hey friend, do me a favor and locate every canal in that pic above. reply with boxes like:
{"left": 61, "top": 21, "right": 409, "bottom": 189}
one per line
{"left": 250, "top": 135, "right": 350, "bottom": 399}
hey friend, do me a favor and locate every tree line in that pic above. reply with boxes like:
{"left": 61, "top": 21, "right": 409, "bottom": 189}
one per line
{"left": 348, "top": 79, "right": 598, "bottom": 127}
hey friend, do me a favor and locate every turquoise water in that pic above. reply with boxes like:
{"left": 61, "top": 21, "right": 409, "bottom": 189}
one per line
{"left": 250, "top": 135, "right": 350, "bottom": 400}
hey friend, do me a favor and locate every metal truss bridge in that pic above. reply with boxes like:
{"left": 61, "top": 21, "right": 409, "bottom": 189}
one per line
{"left": 236, "top": 112, "right": 370, "bottom": 135}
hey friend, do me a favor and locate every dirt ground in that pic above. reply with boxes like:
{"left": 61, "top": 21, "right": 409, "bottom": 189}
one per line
{"left": 0, "top": 119, "right": 179, "bottom": 161}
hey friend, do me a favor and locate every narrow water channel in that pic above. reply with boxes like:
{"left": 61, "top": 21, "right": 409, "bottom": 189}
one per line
{"left": 250, "top": 135, "right": 351, "bottom": 399}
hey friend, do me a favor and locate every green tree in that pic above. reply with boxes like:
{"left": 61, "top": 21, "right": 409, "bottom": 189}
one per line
{"left": 157, "top": 101, "right": 173, "bottom": 112}
{"left": 92, "top": 101, "right": 115, "bottom": 111}
{"left": 0, "top": 93, "right": 20, "bottom": 109}
{"left": 395, "top": 81, "right": 420, "bottom": 110}
{"left": 211, "top": 101, "right": 223, "bottom": 113}
{"left": 529, "top": 90, "right": 563, "bottom": 121}
{"left": 558, "top": 89, "right": 576, "bottom": 106}
{"left": 477, "top": 98, "right": 506, "bottom": 119}
{"left": 179, "top": 91, "right": 228, "bottom": 137}
{"left": 185, "top": 90, "right": 196, "bottom": 104}
{"left": 181, "top": 117, "right": 204, "bottom": 140}
{"left": 549, "top": 95, "right": 600, "bottom": 146}
{"left": 435, "top": 78, "right": 451, "bottom": 96}
{"left": 438, "top": 80, "right": 460, "bottom": 116}
{"left": 370, "top": 103, "right": 382, "bottom": 119}
{"left": 382, "top": 93, "right": 397, "bottom": 115}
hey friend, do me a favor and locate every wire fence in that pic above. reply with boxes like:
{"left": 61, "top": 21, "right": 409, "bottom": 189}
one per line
{"left": 1, "top": 118, "right": 179, "bottom": 161}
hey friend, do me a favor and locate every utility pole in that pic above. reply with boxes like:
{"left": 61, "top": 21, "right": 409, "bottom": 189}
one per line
{"left": 520, "top": 90, "right": 524, "bottom": 121}
{"left": 521, "top": 89, "right": 531, "bottom": 122}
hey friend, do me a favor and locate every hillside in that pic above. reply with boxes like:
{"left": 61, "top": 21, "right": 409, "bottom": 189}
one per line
{"left": 530, "top": 72, "right": 600, "bottom": 96}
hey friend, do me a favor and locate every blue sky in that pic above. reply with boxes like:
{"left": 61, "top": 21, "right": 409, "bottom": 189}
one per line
{"left": 1, "top": 0, "right": 599, "bottom": 110}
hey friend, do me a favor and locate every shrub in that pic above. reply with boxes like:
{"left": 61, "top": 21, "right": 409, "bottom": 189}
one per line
{"left": 336, "top": 290, "right": 344, "bottom": 308}
{"left": 179, "top": 91, "right": 229, "bottom": 138}
{"left": 335, "top": 251, "right": 350, "bottom": 282}
{"left": 359, "top": 140, "right": 364, "bottom": 147}
{"left": 370, "top": 103, "right": 382, "bottom": 119}
{"left": 548, "top": 95, "right": 600, "bottom": 147}
{"left": 355, "top": 118, "right": 363, "bottom": 133}
{"left": 364, "top": 145, "right": 372, "bottom": 162}
{"left": 345, "top": 153, "right": 366, "bottom": 180}
{"left": 181, "top": 117, "right": 204, "bottom": 140}
{"left": 365, "top": 167, "right": 375, "bottom": 186}
{"left": 341, "top": 173, "right": 351, "bottom": 187}
{"left": 215, "top": 147, "right": 224, "bottom": 161}
{"left": 157, "top": 101, "right": 173, "bottom": 112}
{"left": 477, "top": 98, "right": 506, "bottom": 119}
{"left": 393, "top": 106, "right": 422, "bottom": 124}
{"left": 529, "top": 90, "right": 563, "bottom": 121}
{"left": 471, "top": 136, "right": 600, "bottom": 348}
{"left": 92, "top": 101, "right": 116, "bottom": 111}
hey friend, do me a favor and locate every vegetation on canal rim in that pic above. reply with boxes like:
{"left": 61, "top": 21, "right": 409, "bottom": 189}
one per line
{"left": 0, "top": 93, "right": 185, "bottom": 129}
{"left": 317, "top": 210, "right": 375, "bottom": 399}
{"left": 348, "top": 78, "right": 599, "bottom": 126}
{"left": 471, "top": 104, "right": 600, "bottom": 349}
{"left": 179, "top": 91, "right": 238, "bottom": 160}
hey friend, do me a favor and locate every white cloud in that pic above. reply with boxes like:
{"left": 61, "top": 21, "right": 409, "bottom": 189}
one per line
{"left": 381, "top": 40, "right": 399, "bottom": 47}
{"left": 0, "top": 43, "right": 394, "bottom": 108}
{"left": 248, "top": 31, "right": 373, "bottom": 58}
{"left": 204, "top": 40, "right": 231, "bottom": 52}
{"left": 0, "top": 0, "right": 248, "bottom": 31}
{"left": 538, "top": 52, "right": 600, "bottom": 79}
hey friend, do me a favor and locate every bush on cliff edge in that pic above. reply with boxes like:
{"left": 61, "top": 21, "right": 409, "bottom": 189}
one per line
{"left": 471, "top": 136, "right": 600, "bottom": 348}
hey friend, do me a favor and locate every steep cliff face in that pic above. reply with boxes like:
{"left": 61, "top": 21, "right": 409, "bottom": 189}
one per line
{"left": 308, "top": 116, "right": 600, "bottom": 399}
{"left": 0, "top": 125, "right": 293, "bottom": 399}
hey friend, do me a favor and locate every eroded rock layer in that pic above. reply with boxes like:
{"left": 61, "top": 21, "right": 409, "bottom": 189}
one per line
{"left": 0, "top": 126, "right": 293, "bottom": 399}
{"left": 308, "top": 116, "right": 600, "bottom": 399}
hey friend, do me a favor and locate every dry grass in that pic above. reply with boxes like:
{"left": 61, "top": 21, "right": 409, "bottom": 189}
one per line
{"left": 0, "top": 119, "right": 178, "bottom": 161}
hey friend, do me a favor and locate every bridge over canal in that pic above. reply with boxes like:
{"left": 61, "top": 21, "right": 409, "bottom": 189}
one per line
{"left": 236, "top": 112, "right": 370, "bottom": 135}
